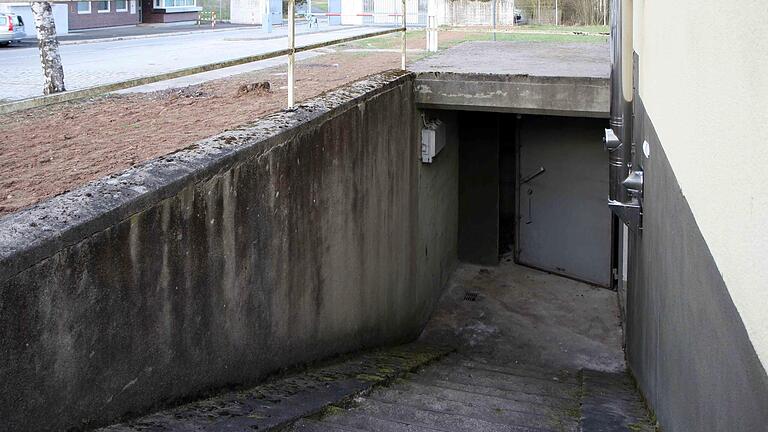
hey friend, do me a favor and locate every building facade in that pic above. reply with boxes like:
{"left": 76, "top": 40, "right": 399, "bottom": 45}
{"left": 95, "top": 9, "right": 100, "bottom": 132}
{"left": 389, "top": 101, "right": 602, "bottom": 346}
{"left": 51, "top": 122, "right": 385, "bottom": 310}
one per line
{"left": 65, "top": 0, "right": 200, "bottom": 30}
{"left": 67, "top": 1, "right": 140, "bottom": 30}
{"left": 609, "top": 1, "right": 768, "bottom": 431}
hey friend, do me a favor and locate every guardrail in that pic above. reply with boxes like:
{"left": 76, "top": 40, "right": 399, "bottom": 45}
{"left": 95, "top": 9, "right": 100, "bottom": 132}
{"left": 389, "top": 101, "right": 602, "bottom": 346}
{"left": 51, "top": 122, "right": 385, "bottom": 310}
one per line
{"left": 0, "top": 22, "right": 409, "bottom": 115}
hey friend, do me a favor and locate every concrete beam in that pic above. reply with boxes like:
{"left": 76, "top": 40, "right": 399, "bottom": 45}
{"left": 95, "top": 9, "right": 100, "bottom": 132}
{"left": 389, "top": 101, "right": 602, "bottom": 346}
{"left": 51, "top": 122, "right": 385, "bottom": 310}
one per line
{"left": 414, "top": 73, "right": 610, "bottom": 118}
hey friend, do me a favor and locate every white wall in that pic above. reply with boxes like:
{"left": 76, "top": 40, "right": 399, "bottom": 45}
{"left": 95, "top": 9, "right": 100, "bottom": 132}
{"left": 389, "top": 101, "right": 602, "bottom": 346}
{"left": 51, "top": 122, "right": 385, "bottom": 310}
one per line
{"left": 0, "top": 3, "right": 69, "bottom": 36}
{"left": 634, "top": 0, "right": 768, "bottom": 370}
{"left": 230, "top": 0, "right": 264, "bottom": 24}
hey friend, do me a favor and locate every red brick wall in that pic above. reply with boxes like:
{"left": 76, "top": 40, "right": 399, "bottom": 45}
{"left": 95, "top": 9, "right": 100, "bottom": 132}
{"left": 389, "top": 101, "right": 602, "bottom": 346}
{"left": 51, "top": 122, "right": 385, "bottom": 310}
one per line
{"left": 67, "top": 1, "right": 140, "bottom": 30}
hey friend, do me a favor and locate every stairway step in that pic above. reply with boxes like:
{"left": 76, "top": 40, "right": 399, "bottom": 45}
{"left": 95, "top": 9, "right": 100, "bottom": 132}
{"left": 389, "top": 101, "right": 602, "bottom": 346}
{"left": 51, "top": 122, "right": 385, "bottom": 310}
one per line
{"left": 326, "top": 397, "right": 557, "bottom": 432}
{"left": 291, "top": 418, "right": 368, "bottom": 432}
{"left": 316, "top": 411, "right": 449, "bottom": 432}
{"left": 97, "top": 344, "right": 451, "bottom": 432}
{"left": 415, "top": 365, "right": 581, "bottom": 401}
{"left": 580, "top": 370, "right": 656, "bottom": 432}
{"left": 388, "top": 380, "right": 577, "bottom": 417}
{"left": 370, "top": 384, "right": 579, "bottom": 431}
{"left": 442, "top": 357, "right": 580, "bottom": 385}
{"left": 408, "top": 376, "right": 577, "bottom": 409}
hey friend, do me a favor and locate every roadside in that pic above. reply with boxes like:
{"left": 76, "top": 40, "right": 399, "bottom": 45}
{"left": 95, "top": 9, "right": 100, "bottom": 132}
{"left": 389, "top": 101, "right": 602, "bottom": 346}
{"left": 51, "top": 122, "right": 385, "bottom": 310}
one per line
{"left": 6, "top": 22, "right": 354, "bottom": 49}
{"left": 0, "top": 25, "right": 387, "bottom": 102}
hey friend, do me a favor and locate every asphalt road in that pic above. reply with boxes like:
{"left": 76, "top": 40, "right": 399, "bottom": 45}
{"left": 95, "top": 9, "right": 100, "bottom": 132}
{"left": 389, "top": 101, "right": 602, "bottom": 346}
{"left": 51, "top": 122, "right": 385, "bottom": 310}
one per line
{"left": 0, "top": 24, "right": 386, "bottom": 102}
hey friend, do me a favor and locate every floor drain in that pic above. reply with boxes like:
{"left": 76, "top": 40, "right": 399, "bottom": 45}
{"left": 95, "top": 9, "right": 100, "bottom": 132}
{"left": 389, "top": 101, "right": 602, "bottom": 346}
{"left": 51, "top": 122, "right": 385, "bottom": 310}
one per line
{"left": 464, "top": 291, "right": 479, "bottom": 301}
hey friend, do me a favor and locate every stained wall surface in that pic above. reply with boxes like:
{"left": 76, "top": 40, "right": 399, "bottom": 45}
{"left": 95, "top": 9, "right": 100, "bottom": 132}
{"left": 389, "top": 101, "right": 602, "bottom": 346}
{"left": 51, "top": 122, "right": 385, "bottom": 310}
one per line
{"left": 0, "top": 73, "right": 458, "bottom": 432}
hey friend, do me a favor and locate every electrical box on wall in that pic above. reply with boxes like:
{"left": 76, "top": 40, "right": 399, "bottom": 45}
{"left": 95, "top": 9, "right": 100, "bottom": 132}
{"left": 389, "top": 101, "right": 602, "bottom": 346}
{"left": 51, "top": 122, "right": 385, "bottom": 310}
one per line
{"left": 421, "top": 119, "right": 446, "bottom": 164}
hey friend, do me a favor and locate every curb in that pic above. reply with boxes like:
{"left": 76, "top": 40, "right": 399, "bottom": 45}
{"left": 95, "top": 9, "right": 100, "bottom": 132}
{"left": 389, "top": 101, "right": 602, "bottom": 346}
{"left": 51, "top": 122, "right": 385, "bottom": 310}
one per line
{"left": 57, "top": 25, "right": 252, "bottom": 46}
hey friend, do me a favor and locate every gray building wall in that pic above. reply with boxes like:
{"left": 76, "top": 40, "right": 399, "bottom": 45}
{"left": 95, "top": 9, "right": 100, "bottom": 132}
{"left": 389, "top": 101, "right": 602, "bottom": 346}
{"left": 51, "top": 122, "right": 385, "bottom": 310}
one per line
{"left": 0, "top": 73, "right": 458, "bottom": 432}
{"left": 626, "top": 97, "right": 768, "bottom": 432}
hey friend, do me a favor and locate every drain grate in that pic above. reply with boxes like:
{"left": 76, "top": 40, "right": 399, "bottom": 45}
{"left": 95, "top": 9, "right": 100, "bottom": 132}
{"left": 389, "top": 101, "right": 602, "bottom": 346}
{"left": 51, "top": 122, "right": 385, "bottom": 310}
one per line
{"left": 463, "top": 291, "right": 479, "bottom": 302}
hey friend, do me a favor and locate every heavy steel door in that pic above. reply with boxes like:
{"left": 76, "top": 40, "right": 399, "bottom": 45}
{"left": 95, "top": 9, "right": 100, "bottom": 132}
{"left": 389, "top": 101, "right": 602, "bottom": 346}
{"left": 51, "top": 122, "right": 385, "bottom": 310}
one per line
{"left": 516, "top": 116, "right": 611, "bottom": 287}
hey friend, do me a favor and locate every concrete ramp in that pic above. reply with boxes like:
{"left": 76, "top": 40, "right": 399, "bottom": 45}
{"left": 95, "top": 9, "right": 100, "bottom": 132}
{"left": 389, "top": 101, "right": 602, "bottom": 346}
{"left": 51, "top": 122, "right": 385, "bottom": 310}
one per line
{"left": 411, "top": 41, "right": 611, "bottom": 118}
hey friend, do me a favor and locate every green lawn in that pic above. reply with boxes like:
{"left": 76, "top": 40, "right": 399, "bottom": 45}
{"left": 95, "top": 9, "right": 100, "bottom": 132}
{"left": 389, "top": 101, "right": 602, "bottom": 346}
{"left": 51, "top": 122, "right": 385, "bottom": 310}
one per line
{"left": 310, "top": 0, "right": 328, "bottom": 13}
{"left": 453, "top": 31, "right": 608, "bottom": 44}
{"left": 344, "top": 28, "right": 607, "bottom": 51}
{"left": 519, "top": 24, "right": 609, "bottom": 34}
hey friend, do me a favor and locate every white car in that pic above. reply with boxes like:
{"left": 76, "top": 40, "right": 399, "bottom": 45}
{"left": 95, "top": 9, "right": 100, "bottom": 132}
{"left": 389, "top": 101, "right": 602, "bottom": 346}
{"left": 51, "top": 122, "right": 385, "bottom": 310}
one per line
{"left": 0, "top": 14, "right": 26, "bottom": 46}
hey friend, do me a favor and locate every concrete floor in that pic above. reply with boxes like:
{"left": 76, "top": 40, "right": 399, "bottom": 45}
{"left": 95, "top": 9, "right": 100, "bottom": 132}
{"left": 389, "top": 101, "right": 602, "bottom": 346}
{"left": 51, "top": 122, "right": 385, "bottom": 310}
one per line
{"left": 410, "top": 41, "right": 610, "bottom": 78}
{"left": 420, "top": 257, "right": 625, "bottom": 373}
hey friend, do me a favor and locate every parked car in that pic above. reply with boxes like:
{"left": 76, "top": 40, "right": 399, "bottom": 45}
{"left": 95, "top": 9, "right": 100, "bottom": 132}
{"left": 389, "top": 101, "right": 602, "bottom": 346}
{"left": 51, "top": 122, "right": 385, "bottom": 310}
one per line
{"left": 0, "top": 14, "right": 25, "bottom": 46}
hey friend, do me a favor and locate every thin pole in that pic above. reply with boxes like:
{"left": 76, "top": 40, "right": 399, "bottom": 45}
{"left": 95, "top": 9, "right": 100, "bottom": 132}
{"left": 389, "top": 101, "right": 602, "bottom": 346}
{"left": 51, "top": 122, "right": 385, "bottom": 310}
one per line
{"left": 555, "top": 0, "right": 558, "bottom": 25}
{"left": 288, "top": 0, "right": 295, "bottom": 108}
{"left": 491, "top": 0, "right": 496, "bottom": 41}
{"left": 401, "top": 0, "right": 406, "bottom": 70}
{"left": 603, "top": 0, "right": 607, "bottom": 25}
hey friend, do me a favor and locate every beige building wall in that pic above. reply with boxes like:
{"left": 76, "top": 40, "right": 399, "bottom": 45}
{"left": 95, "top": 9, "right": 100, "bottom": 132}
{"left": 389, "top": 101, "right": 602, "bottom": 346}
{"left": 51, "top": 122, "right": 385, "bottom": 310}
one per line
{"left": 633, "top": 0, "right": 768, "bottom": 370}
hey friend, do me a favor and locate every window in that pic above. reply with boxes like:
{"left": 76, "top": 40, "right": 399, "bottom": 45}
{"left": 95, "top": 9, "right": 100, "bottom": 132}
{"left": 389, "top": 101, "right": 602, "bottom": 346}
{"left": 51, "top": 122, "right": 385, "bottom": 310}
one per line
{"left": 0, "top": 16, "right": 7, "bottom": 27}
{"left": 154, "top": 0, "right": 196, "bottom": 7}
{"left": 116, "top": 0, "right": 128, "bottom": 11}
{"left": 77, "top": 1, "right": 91, "bottom": 14}
{"left": 96, "top": 1, "right": 110, "bottom": 13}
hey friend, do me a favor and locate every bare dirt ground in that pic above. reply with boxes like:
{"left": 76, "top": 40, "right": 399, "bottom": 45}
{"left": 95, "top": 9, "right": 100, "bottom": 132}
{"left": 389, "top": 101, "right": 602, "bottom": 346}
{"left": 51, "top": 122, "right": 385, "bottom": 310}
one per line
{"left": 0, "top": 29, "right": 595, "bottom": 217}
{"left": 0, "top": 49, "right": 407, "bottom": 217}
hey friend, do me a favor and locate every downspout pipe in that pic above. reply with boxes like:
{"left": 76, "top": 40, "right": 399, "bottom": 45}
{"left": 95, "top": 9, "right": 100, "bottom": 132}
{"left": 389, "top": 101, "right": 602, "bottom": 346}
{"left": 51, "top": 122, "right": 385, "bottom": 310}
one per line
{"left": 607, "top": 0, "right": 631, "bottom": 204}
{"left": 605, "top": 0, "right": 641, "bottom": 230}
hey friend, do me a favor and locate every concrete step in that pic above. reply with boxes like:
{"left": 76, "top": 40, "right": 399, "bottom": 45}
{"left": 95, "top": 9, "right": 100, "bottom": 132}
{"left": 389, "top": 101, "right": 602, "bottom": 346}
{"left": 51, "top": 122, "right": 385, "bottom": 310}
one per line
{"left": 415, "top": 364, "right": 582, "bottom": 402}
{"left": 406, "top": 375, "right": 577, "bottom": 410}
{"left": 97, "top": 344, "right": 451, "bottom": 432}
{"left": 580, "top": 370, "right": 656, "bottom": 432}
{"left": 387, "top": 379, "right": 576, "bottom": 417}
{"left": 324, "top": 397, "right": 555, "bottom": 432}
{"left": 291, "top": 418, "right": 369, "bottom": 432}
{"left": 309, "top": 411, "right": 448, "bottom": 432}
{"left": 442, "top": 356, "right": 580, "bottom": 385}
{"left": 369, "top": 383, "right": 579, "bottom": 431}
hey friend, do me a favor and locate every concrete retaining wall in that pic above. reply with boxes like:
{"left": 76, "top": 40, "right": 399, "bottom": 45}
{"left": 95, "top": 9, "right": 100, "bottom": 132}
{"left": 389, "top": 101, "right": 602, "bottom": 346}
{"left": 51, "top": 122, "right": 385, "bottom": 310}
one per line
{"left": 0, "top": 72, "right": 458, "bottom": 431}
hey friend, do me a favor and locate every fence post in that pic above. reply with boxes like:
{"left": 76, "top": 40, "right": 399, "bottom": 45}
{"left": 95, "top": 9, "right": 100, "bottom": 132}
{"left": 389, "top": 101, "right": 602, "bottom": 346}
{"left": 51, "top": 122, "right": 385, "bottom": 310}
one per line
{"left": 288, "top": 0, "right": 296, "bottom": 108}
{"left": 491, "top": 0, "right": 496, "bottom": 41}
{"left": 401, "top": 0, "right": 406, "bottom": 70}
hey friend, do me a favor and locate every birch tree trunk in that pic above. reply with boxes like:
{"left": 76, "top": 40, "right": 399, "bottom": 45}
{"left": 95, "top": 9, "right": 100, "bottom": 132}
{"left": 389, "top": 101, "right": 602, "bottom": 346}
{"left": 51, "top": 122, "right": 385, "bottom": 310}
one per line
{"left": 31, "top": 1, "right": 65, "bottom": 94}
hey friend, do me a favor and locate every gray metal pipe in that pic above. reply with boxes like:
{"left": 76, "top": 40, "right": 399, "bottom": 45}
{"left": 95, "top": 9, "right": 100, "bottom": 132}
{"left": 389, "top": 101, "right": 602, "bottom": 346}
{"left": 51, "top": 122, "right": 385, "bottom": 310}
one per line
{"left": 608, "top": 0, "right": 631, "bottom": 205}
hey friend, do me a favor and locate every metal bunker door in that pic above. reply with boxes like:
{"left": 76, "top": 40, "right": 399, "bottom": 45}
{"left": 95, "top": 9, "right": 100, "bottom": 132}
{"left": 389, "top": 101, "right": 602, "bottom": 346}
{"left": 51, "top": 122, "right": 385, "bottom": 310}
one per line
{"left": 516, "top": 116, "right": 612, "bottom": 287}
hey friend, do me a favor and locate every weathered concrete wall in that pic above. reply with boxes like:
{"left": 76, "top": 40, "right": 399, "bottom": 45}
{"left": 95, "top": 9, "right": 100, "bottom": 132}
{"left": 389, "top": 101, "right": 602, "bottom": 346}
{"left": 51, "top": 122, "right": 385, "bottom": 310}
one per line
{"left": 0, "top": 72, "right": 457, "bottom": 431}
{"left": 626, "top": 99, "right": 768, "bottom": 432}
{"left": 414, "top": 110, "right": 460, "bottom": 326}
{"left": 412, "top": 42, "right": 610, "bottom": 118}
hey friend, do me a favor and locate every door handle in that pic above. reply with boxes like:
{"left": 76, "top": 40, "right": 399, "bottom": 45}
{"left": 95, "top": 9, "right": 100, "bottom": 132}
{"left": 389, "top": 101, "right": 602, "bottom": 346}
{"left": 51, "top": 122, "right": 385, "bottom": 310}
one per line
{"left": 521, "top": 167, "right": 546, "bottom": 184}
{"left": 526, "top": 187, "right": 534, "bottom": 224}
